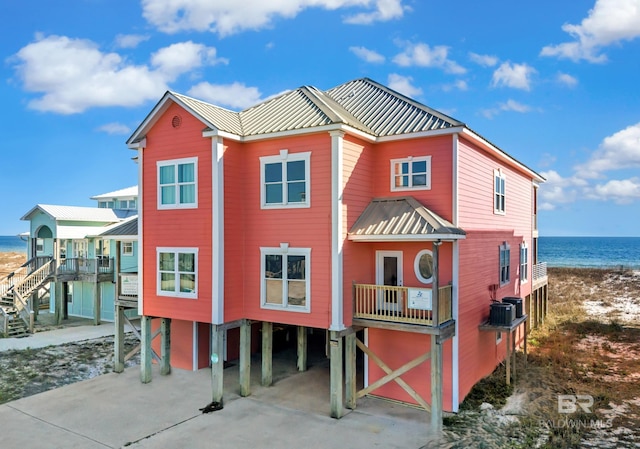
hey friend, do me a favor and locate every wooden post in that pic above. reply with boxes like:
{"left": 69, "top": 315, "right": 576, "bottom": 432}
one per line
{"left": 93, "top": 283, "right": 101, "bottom": 326}
{"left": 261, "top": 322, "right": 273, "bottom": 387}
{"left": 524, "top": 319, "right": 528, "bottom": 365}
{"left": 330, "top": 331, "right": 344, "bottom": 419}
{"left": 512, "top": 329, "right": 516, "bottom": 383}
{"left": 54, "top": 282, "right": 63, "bottom": 325}
{"left": 345, "top": 332, "right": 356, "bottom": 410}
{"left": 140, "top": 316, "right": 152, "bottom": 383}
{"left": 211, "top": 324, "right": 224, "bottom": 403}
{"left": 430, "top": 335, "right": 443, "bottom": 433}
{"left": 240, "top": 319, "right": 251, "bottom": 397}
{"left": 297, "top": 326, "right": 307, "bottom": 372}
{"left": 114, "top": 305, "right": 125, "bottom": 373}
{"left": 432, "top": 241, "right": 441, "bottom": 325}
{"left": 160, "top": 318, "right": 171, "bottom": 375}
{"left": 505, "top": 330, "right": 511, "bottom": 386}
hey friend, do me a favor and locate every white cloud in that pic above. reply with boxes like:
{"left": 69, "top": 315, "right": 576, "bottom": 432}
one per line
{"left": 349, "top": 46, "right": 385, "bottom": 63}
{"left": 187, "top": 81, "right": 263, "bottom": 110}
{"left": 392, "top": 41, "right": 466, "bottom": 74}
{"left": 442, "top": 80, "right": 468, "bottom": 92}
{"left": 11, "top": 35, "right": 224, "bottom": 114}
{"left": 151, "top": 41, "right": 228, "bottom": 78}
{"left": 540, "top": 0, "right": 640, "bottom": 63}
{"left": 96, "top": 122, "right": 131, "bottom": 135}
{"left": 387, "top": 73, "right": 422, "bottom": 98}
{"left": 141, "top": 0, "right": 405, "bottom": 36}
{"left": 586, "top": 178, "right": 640, "bottom": 204}
{"left": 491, "top": 62, "right": 536, "bottom": 91}
{"left": 556, "top": 72, "right": 578, "bottom": 88}
{"left": 538, "top": 170, "right": 586, "bottom": 210}
{"left": 469, "top": 52, "right": 498, "bottom": 67}
{"left": 576, "top": 122, "right": 640, "bottom": 177}
{"left": 114, "top": 34, "right": 150, "bottom": 49}
{"left": 481, "top": 99, "right": 532, "bottom": 119}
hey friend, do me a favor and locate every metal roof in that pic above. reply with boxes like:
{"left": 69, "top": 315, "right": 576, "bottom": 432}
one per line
{"left": 56, "top": 225, "right": 110, "bottom": 240}
{"left": 21, "top": 205, "right": 131, "bottom": 223}
{"left": 90, "top": 186, "right": 138, "bottom": 200}
{"left": 98, "top": 216, "right": 138, "bottom": 238}
{"left": 348, "top": 197, "right": 465, "bottom": 241}
{"left": 171, "top": 92, "right": 244, "bottom": 135}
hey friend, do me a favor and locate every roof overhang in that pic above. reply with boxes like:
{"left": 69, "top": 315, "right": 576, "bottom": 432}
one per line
{"left": 348, "top": 196, "right": 466, "bottom": 243}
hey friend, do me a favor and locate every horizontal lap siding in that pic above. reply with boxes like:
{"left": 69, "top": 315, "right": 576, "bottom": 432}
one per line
{"left": 242, "top": 134, "right": 332, "bottom": 329}
{"left": 142, "top": 103, "right": 212, "bottom": 322}
{"left": 342, "top": 136, "right": 375, "bottom": 325}
{"left": 223, "top": 140, "right": 245, "bottom": 322}
{"left": 374, "top": 136, "right": 453, "bottom": 221}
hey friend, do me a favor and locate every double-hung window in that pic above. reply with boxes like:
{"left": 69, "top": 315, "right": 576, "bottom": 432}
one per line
{"left": 157, "top": 248, "right": 198, "bottom": 298}
{"left": 520, "top": 242, "right": 529, "bottom": 283}
{"left": 391, "top": 156, "right": 431, "bottom": 191}
{"left": 261, "top": 245, "right": 310, "bottom": 312}
{"left": 158, "top": 157, "right": 197, "bottom": 209}
{"left": 260, "top": 150, "right": 311, "bottom": 208}
{"left": 494, "top": 169, "right": 506, "bottom": 214}
{"left": 121, "top": 241, "right": 134, "bottom": 256}
{"left": 499, "top": 242, "right": 510, "bottom": 286}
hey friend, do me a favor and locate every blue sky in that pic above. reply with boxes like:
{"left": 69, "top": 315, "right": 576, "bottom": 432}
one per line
{"left": 1, "top": 0, "right": 639, "bottom": 236}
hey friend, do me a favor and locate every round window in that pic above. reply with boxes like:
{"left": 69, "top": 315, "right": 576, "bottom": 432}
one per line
{"left": 414, "top": 250, "right": 434, "bottom": 284}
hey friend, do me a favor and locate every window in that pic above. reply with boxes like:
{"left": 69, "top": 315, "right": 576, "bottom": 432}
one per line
{"left": 391, "top": 156, "right": 431, "bottom": 191}
{"left": 494, "top": 169, "right": 506, "bottom": 214}
{"left": 157, "top": 158, "right": 197, "bottom": 209}
{"left": 499, "top": 242, "right": 510, "bottom": 286}
{"left": 260, "top": 245, "right": 310, "bottom": 312}
{"left": 157, "top": 248, "right": 198, "bottom": 298}
{"left": 520, "top": 242, "right": 529, "bottom": 283}
{"left": 414, "top": 249, "right": 434, "bottom": 284}
{"left": 260, "top": 150, "right": 311, "bottom": 208}
{"left": 122, "top": 241, "right": 134, "bottom": 256}
{"left": 36, "top": 238, "right": 44, "bottom": 253}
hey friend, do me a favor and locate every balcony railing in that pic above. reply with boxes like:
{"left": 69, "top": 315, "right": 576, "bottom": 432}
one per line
{"left": 354, "top": 284, "right": 452, "bottom": 326}
{"left": 533, "top": 262, "right": 547, "bottom": 281}
{"left": 57, "top": 257, "right": 114, "bottom": 276}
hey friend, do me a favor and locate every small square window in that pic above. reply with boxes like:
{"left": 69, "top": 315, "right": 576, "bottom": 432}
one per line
{"left": 157, "top": 248, "right": 198, "bottom": 298}
{"left": 157, "top": 158, "right": 198, "bottom": 209}
{"left": 121, "top": 242, "right": 134, "bottom": 256}
{"left": 391, "top": 156, "right": 431, "bottom": 191}
{"left": 260, "top": 151, "right": 311, "bottom": 209}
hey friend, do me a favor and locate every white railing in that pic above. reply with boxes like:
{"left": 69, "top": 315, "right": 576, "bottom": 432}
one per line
{"left": 13, "top": 290, "right": 34, "bottom": 333}
{"left": 533, "top": 262, "right": 547, "bottom": 281}
{"left": 354, "top": 284, "right": 452, "bottom": 326}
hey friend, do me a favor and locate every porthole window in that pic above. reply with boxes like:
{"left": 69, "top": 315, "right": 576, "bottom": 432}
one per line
{"left": 414, "top": 250, "right": 434, "bottom": 284}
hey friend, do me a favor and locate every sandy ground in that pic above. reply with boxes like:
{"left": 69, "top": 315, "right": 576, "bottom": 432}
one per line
{"left": 0, "top": 251, "right": 26, "bottom": 278}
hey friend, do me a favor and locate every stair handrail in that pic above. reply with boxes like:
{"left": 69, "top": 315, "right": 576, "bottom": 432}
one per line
{"left": 0, "top": 256, "right": 53, "bottom": 297}
{"left": 13, "top": 290, "right": 34, "bottom": 333}
{"left": 0, "top": 307, "right": 8, "bottom": 336}
{"left": 14, "top": 259, "right": 55, "bottom": 300}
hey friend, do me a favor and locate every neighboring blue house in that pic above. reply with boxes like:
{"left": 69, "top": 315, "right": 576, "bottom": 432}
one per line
{"left": 16, "top": 187, "right": 138, "bottom": 326}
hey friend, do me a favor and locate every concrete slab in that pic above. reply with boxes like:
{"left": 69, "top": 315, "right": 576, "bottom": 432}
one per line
{"left": 1, "top": 346, "right": 436, "bottom": 449}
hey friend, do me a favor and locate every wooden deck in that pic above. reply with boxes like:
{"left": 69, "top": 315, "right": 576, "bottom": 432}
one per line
{"left": 55, "top": 257, "right": 114, "bottom": 282}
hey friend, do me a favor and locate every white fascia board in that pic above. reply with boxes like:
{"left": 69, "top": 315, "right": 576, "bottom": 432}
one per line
{"left": 241, "top": 123, "right": 376, "bottom": 143}
{"left": 348, "top": 234, "right": 466, "bottom": 242}
{"left": 451, "top": 241, "right": 460, "bottom": 412}
{"left": 127, "top": 138, "right": 147, "bottom": 150}
{"left": 202, "top": 129, "right": 242, "bottom": 141}
{"left": 137, "top": 147, "right": 144, "bottom": 317}
{"left": 211, "top": 137, "right": 225, "bottom": 325}
{"left": 460, "top": 128, "right": 545, "bottom": 183}
{"left": 329, "top": 130, "right": 345, "bottom": 331}
{"left": 376, "top": 126, "right": 466, "bottom": 143}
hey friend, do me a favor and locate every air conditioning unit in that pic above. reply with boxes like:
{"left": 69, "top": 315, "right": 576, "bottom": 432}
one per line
{"left": 502, "top": 297, "right": 524, "bottom": 318}
{"left": 489, "top": 302, "right": 515, "bottom": 326}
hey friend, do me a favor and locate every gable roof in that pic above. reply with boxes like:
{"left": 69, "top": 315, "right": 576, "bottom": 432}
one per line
{"left": 90, "top": 186, "right": 138, "bottom": 200}
{"left": 127, "top": 78, "right": 543, "bottom": 182}
{"left": 348, "top": 197, "right": 466, "bottom": 242}
{"left": 97, "top": 216, "right": 138, "bottom": 238}
{"left": 21, "top": 204, "right": 134, "bottom": 222}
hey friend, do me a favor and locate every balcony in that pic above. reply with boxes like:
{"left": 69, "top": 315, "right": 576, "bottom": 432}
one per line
{"left": 353, "top": 284, "right": 454, "bottom": 337}
{"left": 532, "top": 262, "right": 548, "bottom": 289}
{"left": 116, "top": 273, "right": 138, "bottom": 308}
{"left": 55, "top": 257, "right": 114, "bottom": 282}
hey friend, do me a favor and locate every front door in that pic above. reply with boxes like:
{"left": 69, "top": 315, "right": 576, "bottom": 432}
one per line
{"left": 376, "top": 251, "right": 403, "bottom": 312}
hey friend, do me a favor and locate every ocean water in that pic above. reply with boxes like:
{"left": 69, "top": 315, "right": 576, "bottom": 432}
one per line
{"left": 0, "top": 235, "right": 28, "bottom": 253}
{"left": 539, "top": 236, "right": 640, "bottom": 269}
{"left": 1, "top": 235, "right": 638, "bottom": 268}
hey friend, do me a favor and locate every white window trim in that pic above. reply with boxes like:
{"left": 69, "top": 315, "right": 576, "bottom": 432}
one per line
{"left": 494, "top": 169, "right": 506, "bottom": 215}
{"left": 414, "top": 249, "right": 434, "bottom": 284}
{"left": 260, "top": 150, "right": 311, "bottom": 209}
{"left": 260, "top": 245, "right": 311, "bottom": 313}
{"left": 156, "top": 247, "right": 198, "bottom": 299}
{"left": 390, "top": 156, "right": 432, "bottom": 192}
{"left": 499, "top": 242, "right": 510, "bottom": 287}
{"left": 520, "top": 242, "right": 529, "bottom": 284}
{"left": 157, "top": 157, "right": 198, "bottom": 210}
{"left": 121, "top": 241, "right": 134, "bottom": 256}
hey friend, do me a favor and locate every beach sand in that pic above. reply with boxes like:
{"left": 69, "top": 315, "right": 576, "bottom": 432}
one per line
{"left": 0, "top": 251, "right": 27, "bottom": 278}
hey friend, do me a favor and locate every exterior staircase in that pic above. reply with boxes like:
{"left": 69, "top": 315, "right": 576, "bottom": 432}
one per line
{"left": 0, "top": 257, "right": 55, "bottom": 338}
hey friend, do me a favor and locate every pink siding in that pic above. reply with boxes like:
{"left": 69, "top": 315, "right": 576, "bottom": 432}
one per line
{"left": 142, "top": 103, "right": 213, "bottom": 323}
{"left": 241, "top": 133, "right": 333, "bottom": 329}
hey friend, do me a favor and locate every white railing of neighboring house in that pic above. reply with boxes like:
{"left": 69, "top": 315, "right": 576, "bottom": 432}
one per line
{"left": 533, "top": 262, "right": 547, "bottom": 281}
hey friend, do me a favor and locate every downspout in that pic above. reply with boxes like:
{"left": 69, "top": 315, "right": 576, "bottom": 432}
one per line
{"left": 451, "top": 132, "right": 460, "bottom": 412}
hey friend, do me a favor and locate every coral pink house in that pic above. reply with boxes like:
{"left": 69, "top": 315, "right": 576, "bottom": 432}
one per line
{"left": 126, "top": 78, "right": 547, "bottom": 430}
